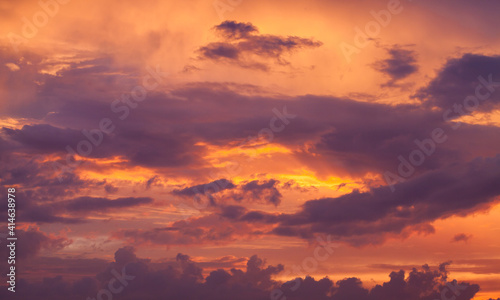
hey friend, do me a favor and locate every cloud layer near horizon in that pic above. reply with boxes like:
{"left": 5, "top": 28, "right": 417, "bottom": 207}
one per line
{"left": 0, "top": 247, "right": 482, "bottom": 300}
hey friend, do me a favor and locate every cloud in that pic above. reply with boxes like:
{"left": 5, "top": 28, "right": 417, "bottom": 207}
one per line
{"left": 452, "top": 233, "right": 472, "bottom": 243}
{"left": 11, "top": 193, "right": 153, "bottom": 224}
{"left": 3, "top": 122, "right": 203, "bottom": 169}
{"left": 3, "top": 51, "right": 500, "bottom": 245}
{"left": 62, "top": 196, "right": 153, "bottom": 212}
{"left": 3, "top": 53, "right": 500, "bottom": 183}
{"left": 214, "top": 21, "right": 258, "bottom": 39}
{"left": 372, "top": 46, "right": 418, "bottom": 87}
{"left": 114, "top": 211, "right": 263, "bottom": 246}
{"left": 450, "top": 259, "right": 500, "bottom": 275}
{"left": 0, "top": 228, "right": 71, "bottom": 262}
{"left": 271, "top": 155, "right": 500, "bottom": 245}
{"left": 145, "top": 175, "right": 160, "bottom": 190}
{"left": 416, "top": 53, "right": 500, "bottom": 113}
{"left": 172, "top": 179, "right": 282, "bottom": 206}
{"left": 239, "top": 179, "right": 282, "bottom": 206}
{"left": 104, "top": 183, "right": 119, "bottom": 193}
{"left": 197, "top": 21, "right": 322, "bottom": 71}
{"left": 1, "top": 247, "right": 482, "bottom": 300}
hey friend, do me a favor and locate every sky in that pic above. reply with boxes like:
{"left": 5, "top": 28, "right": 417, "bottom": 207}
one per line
{"left": 1, "top": 0, "right": 500, "bottom": 299}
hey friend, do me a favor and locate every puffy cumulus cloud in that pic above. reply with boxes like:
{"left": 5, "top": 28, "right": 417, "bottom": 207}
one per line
{"left": 416, "top": 54, "right": 500, "bottom": 113}
{"left": 172, "top": 178, "right": 282, "bottom": 206}
{"left": 372, "top": 46, "right": 418, "bottom": 87}
{"left": 172, "top": 178, "right": 237, "bottom": 206}
{"left": 238, "top": 179, "right": 282, "bottom": 206}
{"left": 197, "top": 21, "right": 322, "bottom": 71}
{"left": 277, "top": 262, "right": 480, "bottom": 300}
{"left": 0, "top": 247, "right": 483, "bottom": 300}
{"left": 214, "top": 21, "right": 259, "bottom": 40}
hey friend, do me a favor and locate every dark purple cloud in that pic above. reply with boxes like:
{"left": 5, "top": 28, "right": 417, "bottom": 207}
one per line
{"left": 2, "top": 50, "right": 500, "bottom": 244}
{"left": 4, "top": 53, "right": 500, "bottom": 182}
{"left": 172, "top": 179, "right": 282, "bottom": 206}
{"left": 372, "top": 46, "right": 418, "bottom": 87}
{"left": 115, "top": 152, "right": 500, "bottom": 247}
{"left": 0, "top": 228, "right": 71, "bottom": 262}
{"left": 172, "top": 179, "right": 236, "bottom": 198}
{"left": 0, "top": 247, "right": 483, "bottom": 300}
{"left": 197, "top": 21, "right": 322, "bottom": 70}
{"left": 214, "top": 21, "right": 258, "bottom": 39}
{"left": 270, "top": 155, "right": 500, "bottom": 245}
{"left": 239, "top": 179, "right": 282, "bottom": 206}
{"left": 3, "top": 123, "right": 202, "bottom": 169}
{"left": 452, "top": 233, "right": 472, "bottom": 243}
{"left": 416, "top": 54, "right": 500, "bottom": 113}
{"left": 62, "top": 196, "right": 153, "bottom": 212}
{"left": 22, "top": 196, "right": 154, "bottom": 223}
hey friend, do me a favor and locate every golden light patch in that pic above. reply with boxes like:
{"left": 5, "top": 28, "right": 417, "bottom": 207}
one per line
{"left": 455, "top": 110, "right": 500, "bottom": 127}
{"left": 0, "top": 118, "right": 41, "bottom": 129}
{"left": 201, "top": 142, "right": 293, "bottom": 166}
{"left": 78, "top": 163, "right": 157, "bottom": 183}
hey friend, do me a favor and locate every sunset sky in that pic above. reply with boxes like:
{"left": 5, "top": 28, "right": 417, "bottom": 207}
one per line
{"left": 1, "top": 0, "right": 500, "bottom": 299}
